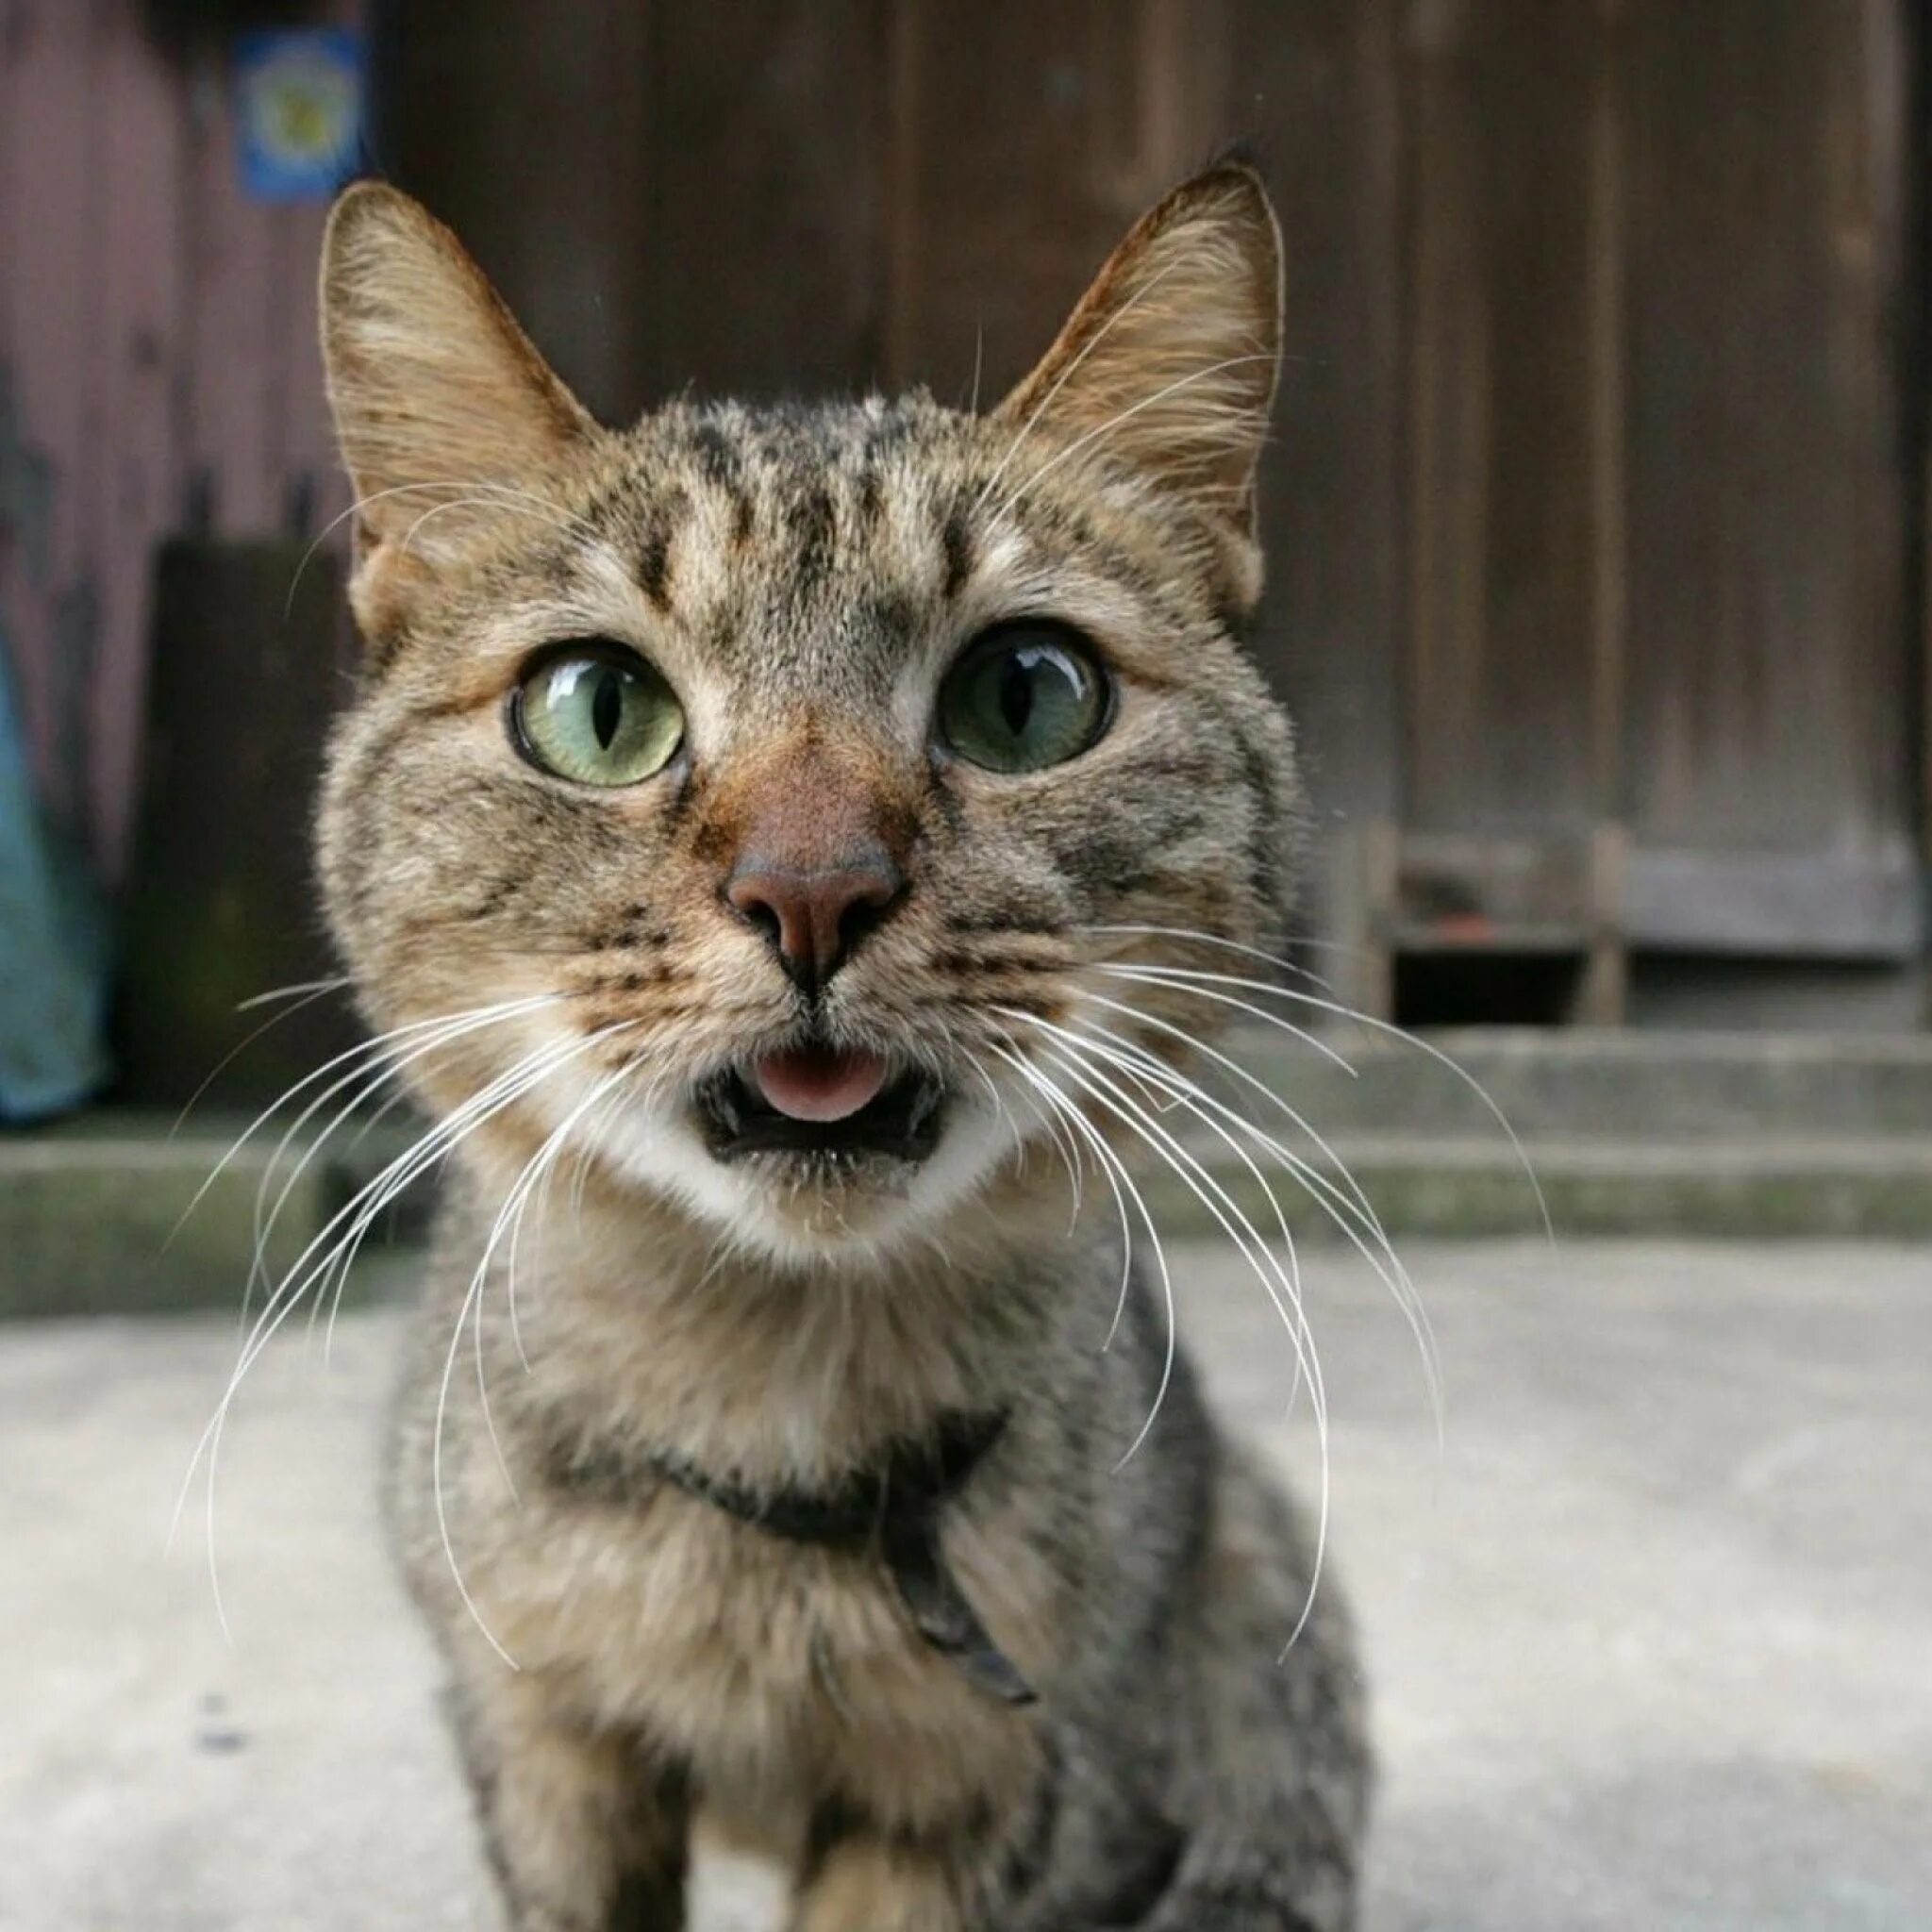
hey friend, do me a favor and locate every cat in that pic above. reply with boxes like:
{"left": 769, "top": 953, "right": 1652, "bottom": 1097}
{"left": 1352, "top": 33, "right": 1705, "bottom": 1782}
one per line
{"left": 314, "top": 157, "right": 1371, "bottom": 1930}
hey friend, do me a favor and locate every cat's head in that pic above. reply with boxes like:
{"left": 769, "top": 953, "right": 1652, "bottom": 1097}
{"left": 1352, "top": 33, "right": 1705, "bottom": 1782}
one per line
{"left": 316, "top": 163, "right": 1301, "bottom": 1266}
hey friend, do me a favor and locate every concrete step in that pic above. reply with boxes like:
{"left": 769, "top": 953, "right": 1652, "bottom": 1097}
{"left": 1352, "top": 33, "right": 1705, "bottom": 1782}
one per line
{"left": 0, "top": 1118, "right": 412, "bottom": 1321}
{"left": 1215, "top": 1025, "right": 1932, "bottom": 1139}
{"left": 4, "top": 1035, "right": 1930, "bottom": 1318}
{"left": 1140, "top": 1132, "right": 1932, "bottom": 1242}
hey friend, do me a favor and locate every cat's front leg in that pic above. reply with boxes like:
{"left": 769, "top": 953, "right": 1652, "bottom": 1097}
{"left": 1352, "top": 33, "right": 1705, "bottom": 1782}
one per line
{"left": 787, "top": 1774, "right": 1050, "bottom": 1932}
{"left": 448, "top": 1665, "right": 690, "bottom": 1932}
{"left": 1111, "top": 1853, "right": 1356, "bottom": 1932}
{"left": 789, "top": 1838, "right": 970, "bottom": 1932}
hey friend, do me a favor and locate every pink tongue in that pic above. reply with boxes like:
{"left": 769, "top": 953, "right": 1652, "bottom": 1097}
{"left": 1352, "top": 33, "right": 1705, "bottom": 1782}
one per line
{"left": 753, "top": 1047, "right": 890, "bottom": 1124}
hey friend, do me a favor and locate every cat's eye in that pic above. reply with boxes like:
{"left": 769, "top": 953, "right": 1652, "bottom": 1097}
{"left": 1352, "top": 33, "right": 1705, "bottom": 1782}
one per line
{"left": 511, "top": 644, "right": 684, "bottom": 787}
{"left": 937, "top": 623, "right": 1111, "bottom": 774}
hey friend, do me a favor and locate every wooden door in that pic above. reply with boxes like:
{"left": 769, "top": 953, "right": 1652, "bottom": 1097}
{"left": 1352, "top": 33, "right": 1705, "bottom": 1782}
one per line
{"left": 375, "top": 0, "right": 1928, "bottom": 1019}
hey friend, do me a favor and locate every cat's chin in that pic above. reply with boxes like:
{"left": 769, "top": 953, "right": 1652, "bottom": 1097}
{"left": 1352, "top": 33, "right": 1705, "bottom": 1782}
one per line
{"left": 565, "top": 1068, "right": 1021, "bottom": 1268}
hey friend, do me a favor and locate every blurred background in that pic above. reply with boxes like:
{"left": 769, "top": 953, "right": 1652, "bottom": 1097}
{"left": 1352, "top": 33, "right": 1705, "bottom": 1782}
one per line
{"left": 5, "top": 0, "right": 1929, "bottom": 1106}
{"left": 2, "top": 5, "right": 1929, "bottom": 1930}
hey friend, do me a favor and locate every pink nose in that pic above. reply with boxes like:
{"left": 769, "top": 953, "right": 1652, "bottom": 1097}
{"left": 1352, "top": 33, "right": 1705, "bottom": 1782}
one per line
{"left": 725, "top": 854, "right": 903, "bottom": 991}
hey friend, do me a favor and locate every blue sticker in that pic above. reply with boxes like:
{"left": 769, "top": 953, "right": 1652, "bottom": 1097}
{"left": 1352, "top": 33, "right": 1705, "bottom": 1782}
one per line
{"left": 233, "top": 28, "right": 365, "bottom": 203}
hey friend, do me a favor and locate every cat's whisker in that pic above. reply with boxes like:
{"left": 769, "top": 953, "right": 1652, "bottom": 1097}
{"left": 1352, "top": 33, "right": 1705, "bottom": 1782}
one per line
{"left": 172, "top": 993, "right": 556, "bottom": 1257}
{"left": 1086, "top": 950, "right": 1357, "bottom": 1079}
{"left": 1058, "top": 1012, "right": 1439, "bottom": 1484}
{"left": 1028, "top": 1035, "right": 1321, "bottom": 1509}
{"left": 201, "top": 1002, "right": 558, "bottom": 1352}
{"left": 284, "top": 1026, "right": 531, "bottom": 1342}
{"left": 318, "top": 1027, "right": 626, "bottom": 1364}
{"left": 1043, "top": 1013, "right": 1320, "bottom": 1423}
{"left": 395, "top": 492, "right": 579, "bottom": 564}
{"left": 1034, "top": 1070, "right": 1089, "bottom": 1231}
{"left": 170, "top": 977, "right": 358, "bottom": 1138}
{"left": 208, "top": 1028, "right": 590, "bottom": 1457}
{"left": 1070, "top": 991, "right": 1442, "bottom": 1440}
{"left": 1091, "top": 964, "right": 1419, "bottom": 1266}
{"left": 510, "top": 1044, "right": 654, "bottom": 1371}
{"left": 976, "top": 1036, "right": 1084, "bottom": 1226}
{"left": 1023, "top": 1028, "right": 1333, "bottom": 1654}
{"left": 248, "top": 999, "right": 563, "bottom": 1342}
{"left": 957, "top": 1044, "right": 1012, "bottom": 1136}
{"left": 342, "top": 1080, "right": 418, "bottom": 1155}
{"left": 1083, "top": 920, "right": 1341, "bottom": 991}
{"left": 1098, "top": 960, "right": 1553, "bottom": 1248}
{"left": 981, "top": 1041, "right": 1154, "bottom": 1361}
{"left": 307, "top": 1031, "right": 629, "bottom": 1575}
{"left": 175, "top": 1024, "right": 607, "bottom": 1641}
{"left": 1004, "top": 1027, "right": 1321, "bottom": 1491}
{"left": 1012, "top": 1013, "right": 1321, "bottom": 1405}
{"left": 444, "top": 1034, "right": 646, "bottom": 1574}
{"left": 234, "top": 974, "right": 358, "bottom": 1013}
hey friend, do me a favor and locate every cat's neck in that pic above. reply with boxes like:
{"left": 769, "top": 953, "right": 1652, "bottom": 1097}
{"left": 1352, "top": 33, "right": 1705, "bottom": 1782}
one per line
{"left": 454, "top": 1158, "right": 1105, "bottom": 1488}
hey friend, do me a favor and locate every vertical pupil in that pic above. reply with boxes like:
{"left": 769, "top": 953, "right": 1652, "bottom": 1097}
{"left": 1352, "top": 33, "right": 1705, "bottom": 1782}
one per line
{"left": 591, "top": 670, "right": 624, "bottom": 749}
{"left": 996, "top": 654, "right": 1035, "bottom": 736}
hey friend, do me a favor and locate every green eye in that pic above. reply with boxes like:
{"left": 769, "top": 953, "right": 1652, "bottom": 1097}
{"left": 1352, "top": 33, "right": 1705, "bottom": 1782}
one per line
{"left": 512, "top": 645, "right": 684, "bottom": 786}
{"left": 937, "top": 623, "right": 1110, "bottom": 774}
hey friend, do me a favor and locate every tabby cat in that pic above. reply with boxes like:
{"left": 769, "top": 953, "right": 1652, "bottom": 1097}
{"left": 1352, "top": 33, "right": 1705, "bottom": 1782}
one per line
{"left": 314, "top": 158, "right": 1370, "bottom": 1930}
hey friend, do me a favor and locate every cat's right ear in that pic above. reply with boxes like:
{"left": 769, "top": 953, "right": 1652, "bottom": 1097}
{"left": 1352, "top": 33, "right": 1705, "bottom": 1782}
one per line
{"left": 318, "top": 181, "right": 594, "bottom": 641}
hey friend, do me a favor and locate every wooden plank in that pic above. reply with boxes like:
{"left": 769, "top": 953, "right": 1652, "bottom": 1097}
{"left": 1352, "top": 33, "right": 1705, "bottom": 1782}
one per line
{"left": 267, "top": 197, "right": 348, "bottom": 540}
{"left": 1393, "top": 827, "right": 1600, "bottom": 934}
{"left": 1587, "top": 0, "right": 1627, "bottom": 832}
{"left": 1, "top": 0, "right": 99, "bottom": 830}
{"left": 1221, "top": 2, "right": 1406, "bottom": 809}
{"left": 377, "top": 0, "right": 658, "bottom": 423}
{"left": 181, "top": 43, "right": 281, "bottom": 534}
{"left": 1918, "top": 0, "right": 1932, "bottom": 994}
{"left": 270, "top": 2, "right": 363, "bottom": 620}
{"left": 643, "top": 1, "right": 887, "bottom": 401}
{"left": 118, "top": 541, "right": 361, "bottom": 1102}
{"left": 90, "top": 0, "right": 185, "bottom": 874}
{"left": 0, "top": 2, "right": 24, "bottom": 671}
{"left": 1403, "top": 0, "right": 1605, "bottom": 838}
{"left": 1622, "top": 0, "right": 1911, "bottom": 870}
{"left": 1218, "top": 1, "right": 1407, "bottom": 1008}
{"left": 1625, "top": 841, "right": 1922, "bottom": 958}
{"left": 883, "top": 0, "right": 1220, "bottom": 401}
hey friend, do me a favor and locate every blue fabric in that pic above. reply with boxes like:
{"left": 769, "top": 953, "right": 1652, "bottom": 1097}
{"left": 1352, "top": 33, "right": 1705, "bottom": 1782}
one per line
{"left": 0, "top": 624, "right": 110, "bottom": 1121}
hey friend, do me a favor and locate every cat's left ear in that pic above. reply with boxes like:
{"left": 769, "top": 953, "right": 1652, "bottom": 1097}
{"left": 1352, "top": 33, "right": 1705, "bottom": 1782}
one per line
{"left": 319, "top": 181, "right": 595, "bottom": 638}
{"left": 996, "top": 158, "right": 1282, "bottom": 594}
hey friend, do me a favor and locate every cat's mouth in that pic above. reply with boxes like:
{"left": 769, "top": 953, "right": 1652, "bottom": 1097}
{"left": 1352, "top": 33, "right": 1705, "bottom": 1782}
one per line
{"left": 694, "top": 1046, "right": 945, "bottom": 1167}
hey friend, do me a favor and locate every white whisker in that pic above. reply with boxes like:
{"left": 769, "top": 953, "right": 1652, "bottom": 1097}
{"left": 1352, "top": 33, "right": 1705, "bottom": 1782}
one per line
{"left": 169, "top": 978, "right": 357, "bottom": 1137}
{"left": 982, "top": 1041, "right": 1156, "bottom": 1363}
{"left": 432, "top": 1035, "right": 646, "bottom": 1668}
{"left": 1098, "top": 960, "right": 1552, "bottom": 1246}
{"left": 1071, "top": 991, "right": 1442, "bottom": 1441}
{"left": 172, "top": 1019, "right": 602, "bottom": 1641}
{"left": 1026, "top": 1027, "right": 1332, "bottom": 1654}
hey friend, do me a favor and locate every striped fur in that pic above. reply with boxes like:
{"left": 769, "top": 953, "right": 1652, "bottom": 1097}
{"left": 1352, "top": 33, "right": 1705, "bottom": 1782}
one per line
{"left": 315, "top": 162, "right": 1370, "bottom": 1929}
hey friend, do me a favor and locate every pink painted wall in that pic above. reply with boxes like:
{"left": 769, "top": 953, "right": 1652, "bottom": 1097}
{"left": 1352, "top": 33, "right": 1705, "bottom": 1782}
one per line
{"left": 0, "top": 0, "right": 357, "bottom": 880}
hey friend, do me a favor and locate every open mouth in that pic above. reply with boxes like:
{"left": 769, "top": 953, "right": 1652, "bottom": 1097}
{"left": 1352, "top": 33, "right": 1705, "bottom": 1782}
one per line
{"left": 695, "top": 1045, "right": 945, "bottom": 1166}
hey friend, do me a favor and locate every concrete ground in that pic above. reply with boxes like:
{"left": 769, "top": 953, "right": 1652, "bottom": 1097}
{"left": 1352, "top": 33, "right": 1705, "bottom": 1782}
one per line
{"left": 3, "top": 1241, "right": 1928, "bottom": 1931}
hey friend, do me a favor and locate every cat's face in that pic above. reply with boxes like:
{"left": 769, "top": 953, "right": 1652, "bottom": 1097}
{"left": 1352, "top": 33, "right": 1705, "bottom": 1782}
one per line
{"left": 316, "top": 167, "right": 1300, "bottom": 1266}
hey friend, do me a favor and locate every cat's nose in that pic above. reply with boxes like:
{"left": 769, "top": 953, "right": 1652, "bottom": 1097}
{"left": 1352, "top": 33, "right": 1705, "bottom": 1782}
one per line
{"left": 725, "top": 851, "right": 904, "bottom": 992}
